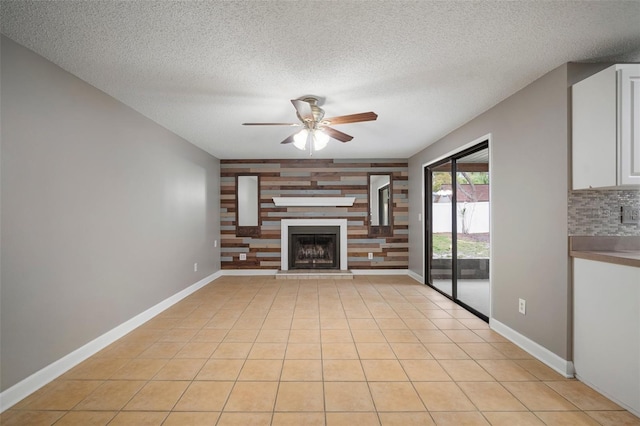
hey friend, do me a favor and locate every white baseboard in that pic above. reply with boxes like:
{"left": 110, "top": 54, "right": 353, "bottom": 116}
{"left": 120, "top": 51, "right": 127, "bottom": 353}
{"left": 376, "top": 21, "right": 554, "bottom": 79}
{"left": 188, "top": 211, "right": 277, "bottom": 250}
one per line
{"left": 407, "top": 269, "right": 424, "bottom": 283}
{"left": 490, "top": 318, "right": 574, "bottom": 378}
{"left": 0, "top": 271, "right": 221, "bottom": 413}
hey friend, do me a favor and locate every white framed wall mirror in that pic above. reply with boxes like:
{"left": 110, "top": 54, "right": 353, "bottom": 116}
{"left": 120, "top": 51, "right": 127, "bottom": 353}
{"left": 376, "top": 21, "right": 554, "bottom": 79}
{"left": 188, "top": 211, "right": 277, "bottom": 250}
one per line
{"left": 236, "top": 174, "right": 261, "bottom": 237}
{"left": 368, "top": 173, "right": 392, "bottom": 236}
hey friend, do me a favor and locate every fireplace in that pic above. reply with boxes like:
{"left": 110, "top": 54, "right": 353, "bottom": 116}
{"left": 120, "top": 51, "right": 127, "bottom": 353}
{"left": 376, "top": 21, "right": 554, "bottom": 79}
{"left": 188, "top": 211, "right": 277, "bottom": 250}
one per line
{"left": 281, "top": 219, "right": 348, "bottom": 271}
{"left": 288, "top": 226, "right": 340, "bottom": 270}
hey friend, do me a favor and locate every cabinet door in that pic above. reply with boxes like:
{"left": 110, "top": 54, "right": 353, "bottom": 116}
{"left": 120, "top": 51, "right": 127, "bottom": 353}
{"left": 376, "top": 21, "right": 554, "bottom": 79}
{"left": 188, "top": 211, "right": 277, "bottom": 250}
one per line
{"left": 618, "top": 65, "right": 640, "bottom": 185}
{"left": 574, "top": 258, "right": 640, "bottom": 414}
{"left": 572, "top": 66, "right": 617, "bottom": 189}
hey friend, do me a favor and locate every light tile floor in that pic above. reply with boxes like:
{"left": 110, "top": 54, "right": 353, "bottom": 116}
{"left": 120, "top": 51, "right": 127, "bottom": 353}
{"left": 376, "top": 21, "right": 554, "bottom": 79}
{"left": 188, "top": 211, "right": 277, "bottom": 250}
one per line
{"left": 2, "top": 275, "right": 639, "bottom": 425}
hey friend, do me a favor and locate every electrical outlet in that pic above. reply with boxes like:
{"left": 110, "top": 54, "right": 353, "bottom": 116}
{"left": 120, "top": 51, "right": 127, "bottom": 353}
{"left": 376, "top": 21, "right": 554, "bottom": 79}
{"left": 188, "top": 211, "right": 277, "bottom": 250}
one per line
{"left": 518, "top": 298, "right": 526, "bottom": 315}
{"left": 239, "top": 253, "right": 247, "bottom": 261}
{"left": 368, "top": 252, "right": 374, "bottom": 260}
{"left": 214, "top": 240, "right": 218, "bottom": 247}
{"left": 621, "top": 206, "right": 640, "bottom": 224}
{"left": 194, "top": 263, "right": 198, "bottom": 272}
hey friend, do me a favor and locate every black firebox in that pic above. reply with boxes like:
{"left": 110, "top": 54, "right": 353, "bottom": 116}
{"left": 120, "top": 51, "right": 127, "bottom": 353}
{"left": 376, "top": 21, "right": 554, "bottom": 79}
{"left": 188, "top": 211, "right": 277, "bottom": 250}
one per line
{"left": 288, "top": 226, "right": 340, "bottom": 270}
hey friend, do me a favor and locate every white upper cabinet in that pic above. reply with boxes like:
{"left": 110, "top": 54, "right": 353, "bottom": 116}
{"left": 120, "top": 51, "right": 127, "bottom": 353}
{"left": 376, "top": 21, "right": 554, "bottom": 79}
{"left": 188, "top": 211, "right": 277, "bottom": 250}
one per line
{"left": 619, "top": 66, "right": 640, "bottom": 186}
{"left": 572, "top": 64, "right": 640, "bottom": 189}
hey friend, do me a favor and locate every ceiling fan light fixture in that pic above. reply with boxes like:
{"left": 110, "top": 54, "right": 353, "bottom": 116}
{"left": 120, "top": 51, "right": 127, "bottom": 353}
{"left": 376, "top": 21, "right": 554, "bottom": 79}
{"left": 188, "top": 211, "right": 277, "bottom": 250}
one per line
{"left": 313, "top": 130, "right": 329, "bottom": 151}
{"left": 293, "top": 129, "right": 308, "bottom": 150}
{"left": 245, "top": 97, "right": 377, "bottom": 152}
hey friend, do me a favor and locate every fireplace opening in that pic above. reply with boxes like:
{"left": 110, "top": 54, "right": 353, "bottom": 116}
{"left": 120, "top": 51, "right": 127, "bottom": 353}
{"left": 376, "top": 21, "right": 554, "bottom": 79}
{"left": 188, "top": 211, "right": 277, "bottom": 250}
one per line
{"left": 288, "top": 226, "right": 340, "bottom": 270}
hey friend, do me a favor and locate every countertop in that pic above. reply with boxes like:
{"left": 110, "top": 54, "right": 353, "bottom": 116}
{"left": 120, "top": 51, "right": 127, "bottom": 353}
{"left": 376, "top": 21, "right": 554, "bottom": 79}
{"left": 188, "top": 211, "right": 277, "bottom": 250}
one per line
{"left": 570, "top": 236, "right": 640, "bottom": 268}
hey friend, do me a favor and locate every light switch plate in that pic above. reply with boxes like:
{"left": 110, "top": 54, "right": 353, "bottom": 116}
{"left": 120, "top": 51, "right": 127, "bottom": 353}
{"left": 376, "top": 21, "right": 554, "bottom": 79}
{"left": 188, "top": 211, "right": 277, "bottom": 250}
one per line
{"left": 621, "top": 206, "right": 639, "bottom": 224}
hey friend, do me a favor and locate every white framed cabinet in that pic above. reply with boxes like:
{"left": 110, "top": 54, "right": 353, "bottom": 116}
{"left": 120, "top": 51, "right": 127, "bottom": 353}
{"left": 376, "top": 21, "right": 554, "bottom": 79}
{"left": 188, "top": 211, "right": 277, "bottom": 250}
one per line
{"left": 572, "top": 64, "right": 640, "bottom": 189}
{"left": 573, "top": 258, "right": 640, "bottom": 416}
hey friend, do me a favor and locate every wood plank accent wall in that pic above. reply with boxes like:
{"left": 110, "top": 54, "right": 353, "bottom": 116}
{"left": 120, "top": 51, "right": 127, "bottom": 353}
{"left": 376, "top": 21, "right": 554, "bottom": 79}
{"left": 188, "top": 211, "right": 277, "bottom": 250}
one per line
{"left": 220, "top": 159, "right": 409, "bottom": 270}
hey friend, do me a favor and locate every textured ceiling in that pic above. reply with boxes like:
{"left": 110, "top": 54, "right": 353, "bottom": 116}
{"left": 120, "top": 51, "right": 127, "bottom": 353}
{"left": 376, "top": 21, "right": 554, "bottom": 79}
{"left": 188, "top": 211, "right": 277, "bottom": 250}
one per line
{"left": 2, "top": 1, "right": 639, "bottom": 159}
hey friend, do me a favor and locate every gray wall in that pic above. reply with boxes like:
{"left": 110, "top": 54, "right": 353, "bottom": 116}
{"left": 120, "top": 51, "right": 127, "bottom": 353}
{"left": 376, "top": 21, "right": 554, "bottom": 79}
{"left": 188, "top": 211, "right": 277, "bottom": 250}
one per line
{"left": 408, "top": 65, "right": 572, "bottom": 359}
{"left": 0, "top": 36, "right": 221, "bottom": 390}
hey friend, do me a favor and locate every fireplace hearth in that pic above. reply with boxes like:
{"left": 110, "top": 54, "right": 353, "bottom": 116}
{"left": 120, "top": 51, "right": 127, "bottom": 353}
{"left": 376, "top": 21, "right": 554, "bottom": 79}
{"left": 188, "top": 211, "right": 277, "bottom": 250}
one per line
{"left": 288, "top": 226, "right": 340, "bottom": 270}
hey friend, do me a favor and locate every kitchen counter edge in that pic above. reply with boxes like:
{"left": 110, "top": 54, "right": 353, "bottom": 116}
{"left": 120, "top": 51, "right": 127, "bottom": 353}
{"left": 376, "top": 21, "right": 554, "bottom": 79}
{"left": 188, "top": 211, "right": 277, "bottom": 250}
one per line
{"left": 569, "top": 236, "right": 640, "bottom": 268}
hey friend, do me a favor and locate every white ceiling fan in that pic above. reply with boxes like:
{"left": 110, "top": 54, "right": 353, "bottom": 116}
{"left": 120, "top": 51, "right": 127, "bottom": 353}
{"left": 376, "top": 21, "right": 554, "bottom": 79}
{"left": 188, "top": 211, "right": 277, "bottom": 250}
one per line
{"left": 243, "top": 96, "right": 378, "bottom": 154}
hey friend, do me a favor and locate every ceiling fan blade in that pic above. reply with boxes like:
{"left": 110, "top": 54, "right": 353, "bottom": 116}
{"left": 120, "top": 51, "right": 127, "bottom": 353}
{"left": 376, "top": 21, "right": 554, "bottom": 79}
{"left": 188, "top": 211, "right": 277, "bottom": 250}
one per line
{"left": 280, "top": 133, "right": 297, "bottom": 144}
{"left": 323, "top": 111, "right": 378, "bottom": 125}
{"left": 242, "top": 122, "right": 299, "bottom": 126}
{"left": 291, "top": 99, "right": 314, "bottom": 122}
{"left": 322, "top": 126, "right": 353, "bottom": 143}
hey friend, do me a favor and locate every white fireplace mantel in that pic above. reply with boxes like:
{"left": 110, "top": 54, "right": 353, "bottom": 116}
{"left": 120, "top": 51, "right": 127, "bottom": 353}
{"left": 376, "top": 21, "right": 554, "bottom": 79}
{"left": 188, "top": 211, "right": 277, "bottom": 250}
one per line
{"left": 273, "top": 197, "right": 355, "bottom": 207}
{"left": 281, "top": 219, "right": 348, "bottom": 271}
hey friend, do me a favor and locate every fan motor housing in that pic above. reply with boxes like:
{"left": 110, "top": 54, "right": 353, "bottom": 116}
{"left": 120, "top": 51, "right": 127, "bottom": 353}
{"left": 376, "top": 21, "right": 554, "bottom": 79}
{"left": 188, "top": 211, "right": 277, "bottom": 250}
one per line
{"left": 298, "top": 97, "right": 325, "bottom": 123}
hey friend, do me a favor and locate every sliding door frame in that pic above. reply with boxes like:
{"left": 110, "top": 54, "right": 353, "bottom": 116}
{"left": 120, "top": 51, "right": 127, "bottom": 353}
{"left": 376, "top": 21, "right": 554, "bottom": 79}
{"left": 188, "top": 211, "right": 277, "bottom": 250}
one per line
{"left": 424, "top": 141, "right": 490, "bottom": 322}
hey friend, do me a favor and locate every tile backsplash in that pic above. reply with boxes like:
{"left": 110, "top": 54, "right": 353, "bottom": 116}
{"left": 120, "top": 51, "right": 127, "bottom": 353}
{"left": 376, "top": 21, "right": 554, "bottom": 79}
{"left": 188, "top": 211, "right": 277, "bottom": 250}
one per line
{"left": 569, "top": 189, "right": 640, "bottom": 236}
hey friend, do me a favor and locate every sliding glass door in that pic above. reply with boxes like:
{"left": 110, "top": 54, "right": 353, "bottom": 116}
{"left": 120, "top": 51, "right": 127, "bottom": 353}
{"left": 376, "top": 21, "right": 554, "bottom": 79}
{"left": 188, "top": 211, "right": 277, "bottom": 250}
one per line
{"left": 429, "top": 160, "right": 454, "bottom": 298}
{"left": 426, "top": 143, "right": 490, "bottom": 320}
